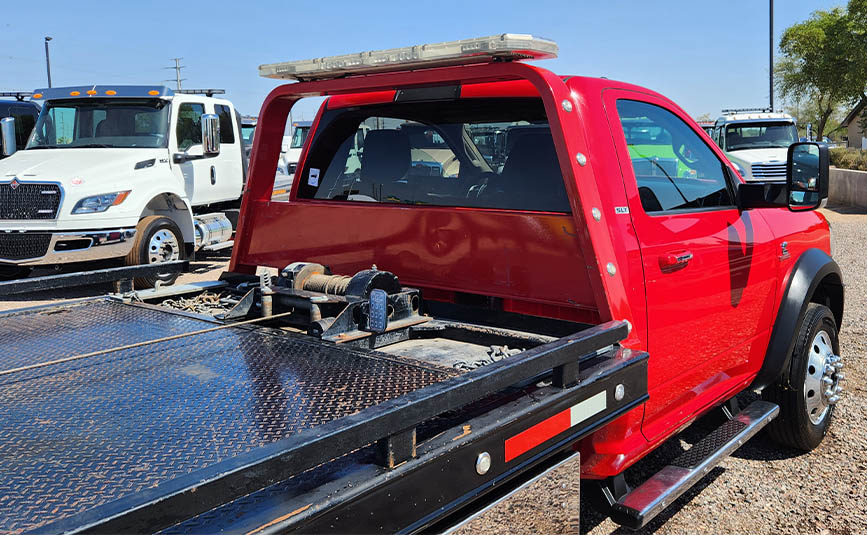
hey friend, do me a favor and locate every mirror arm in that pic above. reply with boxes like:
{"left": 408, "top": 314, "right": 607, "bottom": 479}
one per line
{"left": 737, "top": 182, "right": 788, "bottom": 210}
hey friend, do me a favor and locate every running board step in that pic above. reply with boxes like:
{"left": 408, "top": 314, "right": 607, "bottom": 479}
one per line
{"left": 610, "top": 400, "right": 779, "bottom": 530}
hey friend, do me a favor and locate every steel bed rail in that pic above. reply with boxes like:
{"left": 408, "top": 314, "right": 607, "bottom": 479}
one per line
{"left": 29, "top": 316, "right": 628, "bottom": 534}
{"left": 0, "top": 260, "right": 189, "bottom": 296}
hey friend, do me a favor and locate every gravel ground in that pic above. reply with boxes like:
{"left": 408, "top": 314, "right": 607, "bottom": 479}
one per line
{"left": 1, "top": 208, "right": 864, "bottom": 534}
{"left": 461, "top": 205, "right": 867, "bottom": 535}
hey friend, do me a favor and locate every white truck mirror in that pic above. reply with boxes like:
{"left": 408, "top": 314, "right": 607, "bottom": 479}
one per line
{"left": 202, "top": 113, "right": 220, "bottom": 156}
{"left": 0, "top": 117, "right": 17, "bottom": 157}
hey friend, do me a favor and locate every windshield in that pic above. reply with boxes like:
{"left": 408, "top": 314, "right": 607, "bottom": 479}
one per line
{"left": 290, "top": 126, "right": 310, "bottom": 149}
{"left": 241, "top": 125, "right": 255, "bottom": 145}
{"left": 725, "top": 121, "right": 797, "bottom": 151}
{"left": 26, "top": 98, "right": 170, "bottom": 149}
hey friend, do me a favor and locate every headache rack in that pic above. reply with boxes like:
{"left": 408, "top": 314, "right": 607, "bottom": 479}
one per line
{"left": 0, "top": 264, "right": 647, "bottom": 534}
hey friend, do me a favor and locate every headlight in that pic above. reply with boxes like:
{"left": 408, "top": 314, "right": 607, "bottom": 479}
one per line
{"left": 71, "top": 191, "right": 131, "bottom": 214}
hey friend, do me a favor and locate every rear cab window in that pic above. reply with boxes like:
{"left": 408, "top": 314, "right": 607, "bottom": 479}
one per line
{"left": 295, "top": 98, "right": 571, "bottom": 213}
{"left": 215, "top": 104, "right": 235, "bottom": 144}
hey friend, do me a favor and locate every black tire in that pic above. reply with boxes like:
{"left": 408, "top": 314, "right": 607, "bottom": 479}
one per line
{"left": 762, "top": 303, "right": 839, "bottom": 451}
{"left": 125, "top": 216, "right": 186, "bottom": 289}
{"left": 0, "top": 265, "right": 31, "bottom": 281}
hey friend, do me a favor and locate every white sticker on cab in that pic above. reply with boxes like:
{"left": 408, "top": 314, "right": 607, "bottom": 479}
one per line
{"left": 614, "top": 206, "right": 629, "bottom": 214}
{"left": 308, "top": 167, "right": 320, "bottom": 187}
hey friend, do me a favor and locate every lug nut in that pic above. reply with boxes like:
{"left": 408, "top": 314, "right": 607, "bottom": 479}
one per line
{"left": 824, "top": 389, "right": 834, "bottom": 399}
{"left": 824, "top": 365, "right": 834, "bottom": 375}
{"left": 834, "top": 385, "right": 843, "bottom": 394}
{"left": 828, "top": 395, "right": 840, "bottom": 405}
{"left": 836, "top": 373, "right": 845, "bottom": 381}
{"left": 823, "top": 377, "right": 834, "bottom": 386}
{"left": 834, "top": 361, "right": 844, "bottom": 370}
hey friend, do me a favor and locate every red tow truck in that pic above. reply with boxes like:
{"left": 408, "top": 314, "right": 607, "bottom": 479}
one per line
{"left": 0, "top": 35, "right": 842, "bottom": 533}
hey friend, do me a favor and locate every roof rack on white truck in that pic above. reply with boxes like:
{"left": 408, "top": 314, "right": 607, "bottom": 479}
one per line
{"left": 0, "top": 85, "right": 247, "bottom": 286}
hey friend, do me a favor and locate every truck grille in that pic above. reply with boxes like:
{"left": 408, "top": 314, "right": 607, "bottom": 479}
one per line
{"left": 0, "top": 233, "right": 52, "bottom": 261}
{"left": 0, "top": 181, "right": 62, "bottom": 220}
{"left": 751, "top": 163, "right": 787, "bottom": 180}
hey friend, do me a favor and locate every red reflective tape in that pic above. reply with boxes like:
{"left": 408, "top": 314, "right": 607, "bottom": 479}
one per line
{"left": 504, "top": 391, "right": 608, "bottom": 463}
{"left": 504, "top": 407, "right": 570, "bottom": 462}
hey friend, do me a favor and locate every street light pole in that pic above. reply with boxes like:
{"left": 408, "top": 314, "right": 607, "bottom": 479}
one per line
{"left": 44, "top": 36, "right": 53, "bottom": 88}
{"left": 769, "top": 0, "right": 774, "bottom": 112}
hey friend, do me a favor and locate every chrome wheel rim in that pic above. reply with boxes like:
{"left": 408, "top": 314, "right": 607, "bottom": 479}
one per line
{"left": 148, "top": 229, "right": 180, "bottom": 264}
{"left": 803, "top": 329, "right": 842, "bottom": 425}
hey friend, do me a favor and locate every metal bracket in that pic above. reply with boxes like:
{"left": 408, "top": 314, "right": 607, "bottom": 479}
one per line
{"left": 375, "top": 427, "right": 417, "bottom": 469}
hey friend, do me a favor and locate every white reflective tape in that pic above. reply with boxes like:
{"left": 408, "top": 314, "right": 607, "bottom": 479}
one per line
{"left": 570, "top": 390, "right": 607, "bottom": 427}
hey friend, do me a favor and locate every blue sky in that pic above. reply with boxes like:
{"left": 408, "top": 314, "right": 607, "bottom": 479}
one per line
{"left": 1, "top": 0, "right": 842, "bottom": 122}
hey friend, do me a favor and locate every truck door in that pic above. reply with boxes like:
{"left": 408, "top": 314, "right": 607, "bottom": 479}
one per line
{"left": 604, "top": 91, "right": 779, "bottom": 442}
{"left": 173, "top": 101, "right": 209, "bottom": 204}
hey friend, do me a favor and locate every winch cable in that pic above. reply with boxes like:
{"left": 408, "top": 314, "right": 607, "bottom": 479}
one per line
{"left": 0, "top": 310, "right": 296, "bottom": 379}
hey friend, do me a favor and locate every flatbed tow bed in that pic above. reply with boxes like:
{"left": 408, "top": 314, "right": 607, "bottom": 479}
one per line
{"left": 0, "top": 291, "right": 647, "bottom": 534}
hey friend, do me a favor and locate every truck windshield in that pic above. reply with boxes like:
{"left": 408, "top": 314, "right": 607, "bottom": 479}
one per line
{"left": 725, "top": 121, "right": 797, "bottom": 151}
{"left": 290, "top": 126, "right": 310, "bottom": 149}
{"left": 242, "top": 125, "right": 256, "bottom": 145}
{"left": 26, "top": 99, "right": 170, "bottom": 149}
{"left": 295, "top": 98, "right": 570, "bottom": 212}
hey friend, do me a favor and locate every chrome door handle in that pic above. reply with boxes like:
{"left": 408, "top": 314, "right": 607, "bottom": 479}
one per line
{"left": 660, "top": 251, "right": 693, "bottom": 268}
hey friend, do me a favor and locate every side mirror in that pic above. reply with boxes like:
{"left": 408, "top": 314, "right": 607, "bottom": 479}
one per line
{"left": 202, "top": 113, "right": 220, "bottom": 157}
{"left": 0, "top": 117, "right": 17, "bottom": 157}
{"left": 787, "top": 142, "right": 828, "bottom": 212}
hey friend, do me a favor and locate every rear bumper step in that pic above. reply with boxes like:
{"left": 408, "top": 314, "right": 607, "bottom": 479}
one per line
{"left": 610, "top": 400, "right": 779, "bottom": 530}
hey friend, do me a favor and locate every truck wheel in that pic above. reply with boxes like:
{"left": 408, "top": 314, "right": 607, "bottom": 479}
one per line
{"left": 762, "top": 303, "right": 841, "bottom": 451}
{"left": 125, "top": 216, "right": 186, "bottom": 289}
{"left": 0, "top": 265, "right": 31, "bottom": 281}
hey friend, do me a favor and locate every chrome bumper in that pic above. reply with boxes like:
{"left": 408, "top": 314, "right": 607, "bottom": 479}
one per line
{"left": 0, "top": 228, "right": 137, "bottom": 265}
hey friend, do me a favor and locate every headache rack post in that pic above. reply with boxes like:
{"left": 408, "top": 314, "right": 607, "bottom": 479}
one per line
{"left": 38, "top": 321, "right": 629, "bottom": 534}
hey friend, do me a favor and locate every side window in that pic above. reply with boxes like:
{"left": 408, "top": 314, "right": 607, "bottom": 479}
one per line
{"left": 176, "top": 103, "right": 204, "bottom": 151}
{"left": 215, "top": 104, "right": 235, "bottom": 144}
{"left": 616, "top": 100, "right": 733, "bottom": 213}
{"left": 11, "top": 107, "right": 36, "bottom": 147}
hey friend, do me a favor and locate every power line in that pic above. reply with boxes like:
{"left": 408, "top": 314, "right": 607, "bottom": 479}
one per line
{"left": 163, "top": 57, "right": 186, "bottom": 90}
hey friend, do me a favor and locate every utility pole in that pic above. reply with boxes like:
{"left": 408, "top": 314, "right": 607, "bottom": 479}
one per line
{"left": 164, "top": 58, "right": 186, "bottom": 90}
{"left": 44, "top": 36, "right": 53, "bottom": 88}
{"left": 769, "top": 0, "right": 774, "bottom": 112}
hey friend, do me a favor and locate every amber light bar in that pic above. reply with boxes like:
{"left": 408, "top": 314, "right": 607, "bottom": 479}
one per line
{"left": 259, "top": 34, "right": 558, "bottom": 82}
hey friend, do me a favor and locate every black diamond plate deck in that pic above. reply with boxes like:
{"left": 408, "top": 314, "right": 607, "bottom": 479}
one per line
{"left": 0, "top": 300, "right": 454, "bottom": 534}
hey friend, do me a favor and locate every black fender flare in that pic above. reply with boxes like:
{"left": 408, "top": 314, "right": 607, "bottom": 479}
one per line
{"left": 752, "top": 248, "right": 843, "bottom": 390}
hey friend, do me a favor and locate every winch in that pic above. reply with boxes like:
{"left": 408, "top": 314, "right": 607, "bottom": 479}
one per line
{"left": 220, "top": 262, "right": 427, "bottom": 348}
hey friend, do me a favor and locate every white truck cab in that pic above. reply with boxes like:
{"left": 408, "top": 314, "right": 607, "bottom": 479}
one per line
{"left": 711, "top": 109, "right": 798, "bottom": 182}
{"left": 0, "top": 85, "right": 246, "bottom": 285}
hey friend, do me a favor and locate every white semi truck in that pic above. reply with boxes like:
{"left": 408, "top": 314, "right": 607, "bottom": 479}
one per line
{"left": 0, "top": 85, "right": 246, "bottom": 285}
{"left": 710, "top": 109, "right": 799, "bottom": 182}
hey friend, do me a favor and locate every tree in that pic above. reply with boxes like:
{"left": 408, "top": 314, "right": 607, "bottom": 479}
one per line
{"left": 694, "top": 113, "right": 713, "bottom": 122}
{"left": 784, "top": 100, "right": 846, "bottom": 140}
{"left": 775, "top": 3, "right": 864, "bottom": 139}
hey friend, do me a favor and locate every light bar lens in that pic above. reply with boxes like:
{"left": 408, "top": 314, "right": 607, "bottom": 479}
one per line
{"left": 259, "top": 33, "right": 558, "bottom": 81}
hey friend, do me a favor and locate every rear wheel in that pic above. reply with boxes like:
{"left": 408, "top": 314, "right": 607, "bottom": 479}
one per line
{"left": 0, "top": 265, "right": 30, "bottom": 281}
{"left": 125, "top": 216, "right": 186, "bottom": 289}
{"left": 762, "top": 303, "right": 841, "bottom": 451}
